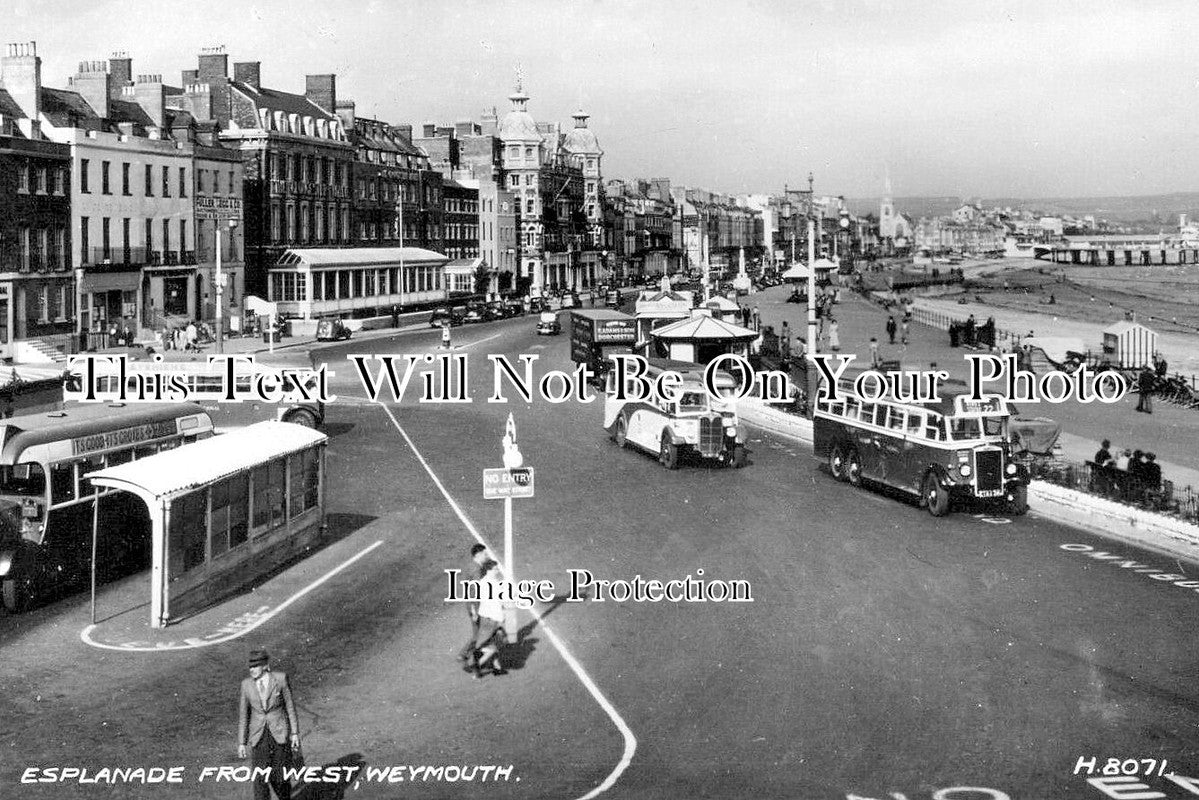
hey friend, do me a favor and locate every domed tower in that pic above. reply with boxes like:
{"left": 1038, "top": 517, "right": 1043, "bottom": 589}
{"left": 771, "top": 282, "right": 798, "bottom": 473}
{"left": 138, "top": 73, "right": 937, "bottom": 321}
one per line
{"left": 562, "top": 107, "right": 604, "bottom": 238}
{"left": 499, "top": 77, "right": 545, "bottom": 287}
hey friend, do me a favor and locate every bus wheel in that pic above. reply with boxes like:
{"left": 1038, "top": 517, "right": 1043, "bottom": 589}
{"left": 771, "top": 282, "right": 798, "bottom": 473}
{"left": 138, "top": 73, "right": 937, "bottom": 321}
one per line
{"left": 2, "top": 573, "right": 34, "bottom": 613}
{"left": 923, "top": 473, "right": 950, "bottom": 517}
{"left": 729, "top": 444, "right": 747, "bottom": 469}
{"left": 283, "top": 408, "right": 318, "bottom": 429}
{"left": 1007, "top": 484, "right": 1029, "bottom": 516}
{"left": 846, "top": 448, "right": 863, "bottom": 487}
{"left": 829, "top": 445, "right": 847, "bottom": 481}
{"left": 659, "top": 437, "right": 679, "bottom": 470}
{"left": 613, "top": 415, "right": 628, "bottom": 448}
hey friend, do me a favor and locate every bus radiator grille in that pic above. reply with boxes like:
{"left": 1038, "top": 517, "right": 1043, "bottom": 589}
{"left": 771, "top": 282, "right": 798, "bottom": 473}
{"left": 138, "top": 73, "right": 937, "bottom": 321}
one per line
{"left": 698, "top": 417, "right": 723, "bottom": 458}
{"left": 975, "top": 449, "right": 1003, "bottom": 493}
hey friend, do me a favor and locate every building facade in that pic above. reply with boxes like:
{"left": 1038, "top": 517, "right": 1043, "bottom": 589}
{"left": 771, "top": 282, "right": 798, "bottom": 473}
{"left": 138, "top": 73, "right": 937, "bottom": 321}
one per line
{"left": 0, "top": 46, "right": 74, "bottom": 359}
{"left": 191, "top": 140, "right": 244, "bottom": 330}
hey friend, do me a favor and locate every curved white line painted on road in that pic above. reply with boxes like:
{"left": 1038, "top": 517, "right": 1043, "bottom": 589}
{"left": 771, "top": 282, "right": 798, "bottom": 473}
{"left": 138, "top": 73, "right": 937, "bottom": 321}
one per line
{"left": 80, "top": 540, "right": 384, "bottom": 652}
{"left": 378, "top": 403, "right": 637, "bottom": 800}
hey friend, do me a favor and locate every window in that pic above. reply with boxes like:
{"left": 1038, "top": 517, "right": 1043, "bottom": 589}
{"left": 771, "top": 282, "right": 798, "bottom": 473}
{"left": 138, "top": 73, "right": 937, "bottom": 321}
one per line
{"left": 54, "top": 167, "right": 65, "bottom": 195}
{"left": 50, "top": 462, "right": 76, "bottom": 505}
{"left": 885, "top": 406, "right": 905, "bottom": 431}
{"left": 121, "top": 163, "right": 131, "bottom": 195}
{"left": 145, "top": 164, "right": 153, "bottom": 196}
{"left": 77, "top": 455, "right": 105, "bottom": 495}
{"left": 252, "top": 460, "right": 286, "bottom": 531}
{"left": 210, "top": 473, "right": 250, "bottom": 556}
{"left": 950, "top": 418, "right": 981, "bottom": 441}
{"left": 79, "top": 217, "right": 89, "bottom": 265}
{"left": 180, "top": 220, "right": 187, "bottom": 256}
{"left": 53, "top": 228, "right": 65, "bottom": 270}
{"left": 16, "top": 161, "right": 30, "bottom": 193}
{"left": 168, "top": 491, "right": 207, "bottom": 573}
{"left": 288, "top": 448, "right": 319, "bottom": 517}
{"left": 18, "top": 227, "right": 30, "bottom": 271}
{"left": 162, "top": 165, "right": 170, "bottom": 197}
{"left": 101, "top": 218, "right": 111, "bottom": 260}
{"left": 905, "top": 410, "right": 924, "bottom": 436}
{"left": 162, "top": 218, "right": 170, "bottom": 254}
{"left": 101, "top": 161, "right": 111, "bottom": 194}
{"left": 35, "top": 166, "right": 47, "bottom": 193}
{"left": 121, "top": 218, "right": 130, "bottom": 260}
{"left": 80, "top": 158, "right": 90, "bottom": 193}
{"left": 178, "top": 167, "right": 187, "bottom": 197}
{"left": 37, "top": 285, "right": 48, "bottom": 323}
{"left": 145, "top": 217, "right": 153, "bottom": 255}
{"left": 858, "top": 403, "right": 876, "bottom": 424}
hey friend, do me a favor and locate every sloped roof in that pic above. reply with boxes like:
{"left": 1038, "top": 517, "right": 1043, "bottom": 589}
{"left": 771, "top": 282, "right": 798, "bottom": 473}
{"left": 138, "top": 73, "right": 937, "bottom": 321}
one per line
{"left": 231, "top": 81, "right": 334, "bottom": 119}
{"left": 650, "top": 314, "right": 759, "bottom": 342}
{"left": 1103, "top": 320, "right": 1155, "bottom": 336}
{"left": 274, "top": 247, "right": 448, "bottom": 268}
{"left": 0, "top": 89, "right": 26, "bottom": 120}
{"left": 109, "top": 98, "right": 155, "bottom": 128}
{"left": 40, "top": 87, "right": 100, "bottom": 126}
{"left": 89, "top": 421, "right": 326, "bottom": 501}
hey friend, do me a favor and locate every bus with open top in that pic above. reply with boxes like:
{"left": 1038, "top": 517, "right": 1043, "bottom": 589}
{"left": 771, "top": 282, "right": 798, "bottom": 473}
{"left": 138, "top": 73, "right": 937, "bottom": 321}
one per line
{"left": 813, "top": 375, "right": 1029, "bottom": 517}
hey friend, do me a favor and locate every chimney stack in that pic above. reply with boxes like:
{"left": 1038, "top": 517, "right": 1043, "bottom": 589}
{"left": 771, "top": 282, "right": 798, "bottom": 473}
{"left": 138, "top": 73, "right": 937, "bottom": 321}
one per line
{"left": 181, "top": 68, "right": 198, "bottom": 85}
{"left": 0, "top": 42, "right": 41, "bottom": 131}
{"left": 108, "top": 51, "right": 132, "bottom": 99}
{"left": 197, "top": 45, "right": 228, "bottom": 82}
{"left": 72, "top": 59, "right": 112, "bottom": 118}
{"left": 304, "top": 73, "right": 336, "bottom": 114}
{"left": 334, "top": 99, "right": 355, "bottom": 131}
{"left": 130, "top": 73, "right": 165, "bottom": 129}
{"left": 233, "top": 61, "right": 260, "bottom": 89}
{"left": 397, "top": 124, "right": 413, "bottom": 143}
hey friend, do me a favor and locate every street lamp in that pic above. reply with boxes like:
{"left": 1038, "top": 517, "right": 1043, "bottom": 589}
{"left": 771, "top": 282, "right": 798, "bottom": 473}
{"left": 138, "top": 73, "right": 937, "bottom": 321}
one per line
{"left": 215, "top": 219, "right": 238, "bottom": 355}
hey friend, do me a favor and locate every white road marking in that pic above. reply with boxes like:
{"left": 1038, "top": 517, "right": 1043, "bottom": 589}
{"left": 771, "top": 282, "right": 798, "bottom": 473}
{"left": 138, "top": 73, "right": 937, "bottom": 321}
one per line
{"left": 377, "top": 402, "right": 637, "bottom": 800}
{"left": 455, "top": 332, "right": 504, "bottom": 349}
{"left": 80, "top": 540, "right": 384, "bottom": 651}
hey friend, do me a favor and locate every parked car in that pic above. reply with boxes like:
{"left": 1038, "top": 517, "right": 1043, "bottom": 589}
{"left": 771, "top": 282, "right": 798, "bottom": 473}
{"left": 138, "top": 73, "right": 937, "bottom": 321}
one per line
{"left": 315, "top": 318, "right": 352, "bottom": 341}
{"left": 429, "top": 306, "right": 465, "bottom": 327}
{"left": 560, "top": 291, "right": 579, "bottom": 309}
{"left": 484, "top": 301, "right": 509, "bottom": 321}
{"left": 462, "top": 304, "right": 488, "bottom": 324}
{"left": 536, "top": 311, "right": 560, "bottom": 336}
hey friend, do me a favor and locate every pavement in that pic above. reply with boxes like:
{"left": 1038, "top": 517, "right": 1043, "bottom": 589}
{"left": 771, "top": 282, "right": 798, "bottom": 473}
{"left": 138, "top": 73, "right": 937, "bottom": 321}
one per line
{"left": 748, "top": 282, "right": 1199, "bottom": 495}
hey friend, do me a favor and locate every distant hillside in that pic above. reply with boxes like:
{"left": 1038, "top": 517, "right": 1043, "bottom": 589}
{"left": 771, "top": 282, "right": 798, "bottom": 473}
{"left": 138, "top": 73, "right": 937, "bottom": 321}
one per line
{"left": 846, "top": 193, "right": 1199, "bottom": 226}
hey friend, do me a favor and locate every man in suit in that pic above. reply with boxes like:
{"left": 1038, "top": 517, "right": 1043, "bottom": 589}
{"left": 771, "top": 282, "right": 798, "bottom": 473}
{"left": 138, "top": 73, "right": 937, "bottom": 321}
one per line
{"left": 238, "top": 650, "right": 301, "bottom": 800}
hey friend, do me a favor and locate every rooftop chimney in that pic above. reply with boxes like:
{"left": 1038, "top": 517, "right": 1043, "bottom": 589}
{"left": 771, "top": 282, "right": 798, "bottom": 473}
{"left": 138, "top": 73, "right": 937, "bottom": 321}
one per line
{"left": 181, "top": 68, "right": 198, "bottom": 85}
{"left": 233, "top": 61, "right": 260, "bottom": 89}
{"left": 131, "top": 73, "right": 166, "bottom": 129}
{"left": 304, "top": 73, "right": 336, "bottom": 114}
{"left": 109, "top": 51, "right": 132, "bottom": 99}
{"left": 0, "top": 41, "right": 41, "bottom": 126}
{"left": 197, "top": 45, "right": 228, "bottom": 82}
{"left": 334, "top": 99, "right": 355, "bottom": 131}
{"left": 73, "top": 59, "right": 111, "bottom": 118}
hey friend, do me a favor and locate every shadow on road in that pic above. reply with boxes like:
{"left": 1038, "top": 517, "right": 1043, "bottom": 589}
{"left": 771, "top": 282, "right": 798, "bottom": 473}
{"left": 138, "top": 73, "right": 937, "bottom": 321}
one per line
{"left": 293, "top": 752, "right": 367, "bottom": 800}
{"left": 498, "top": 594, "right": 570, "bottom": 672}
{"left": 321, "top": 421, "right": 355, "bottom": 438}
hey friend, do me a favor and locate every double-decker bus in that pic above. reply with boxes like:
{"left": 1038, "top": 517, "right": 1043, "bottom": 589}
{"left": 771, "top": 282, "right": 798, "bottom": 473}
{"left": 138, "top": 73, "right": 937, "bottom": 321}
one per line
{"left": 0, "top": 403, "right": 213, "bottom": 611}
{"left": 813, "top": 379, "right": 1029, "bottom": 517}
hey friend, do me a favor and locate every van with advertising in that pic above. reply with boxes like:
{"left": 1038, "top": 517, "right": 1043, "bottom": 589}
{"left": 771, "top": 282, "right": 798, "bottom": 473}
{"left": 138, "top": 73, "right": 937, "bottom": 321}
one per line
{"left": 569, "top": 309, "right": 636, "bottom": 385}
{"left": 603, "top": 359, "right": 748, "bottom": 469}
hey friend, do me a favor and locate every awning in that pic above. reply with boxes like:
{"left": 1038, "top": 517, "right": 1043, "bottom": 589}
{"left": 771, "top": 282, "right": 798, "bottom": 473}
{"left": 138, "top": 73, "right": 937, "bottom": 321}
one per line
{"left": 89, "top": 420, "right": 327, "bottom": 502}
{"left": 81, "top": 271, "right": 142, "bottom": 292}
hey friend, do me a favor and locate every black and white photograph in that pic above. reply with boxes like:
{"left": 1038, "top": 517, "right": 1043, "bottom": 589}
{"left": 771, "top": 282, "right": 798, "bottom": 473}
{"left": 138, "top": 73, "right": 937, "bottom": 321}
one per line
{"left": 2, "top": 1, "right": 1199, "bottom": 798}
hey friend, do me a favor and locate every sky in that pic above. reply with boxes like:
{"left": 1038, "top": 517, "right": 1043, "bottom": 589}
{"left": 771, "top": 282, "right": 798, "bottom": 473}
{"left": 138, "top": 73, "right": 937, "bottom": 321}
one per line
{"left": 3, "top": 0, "right": 1198, "bottom": 200}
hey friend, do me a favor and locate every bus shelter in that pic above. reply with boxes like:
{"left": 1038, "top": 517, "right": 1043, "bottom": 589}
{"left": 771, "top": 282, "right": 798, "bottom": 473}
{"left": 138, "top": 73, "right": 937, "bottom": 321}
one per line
{"left": 88, "top": 421, "right": 327, "bottom": 628}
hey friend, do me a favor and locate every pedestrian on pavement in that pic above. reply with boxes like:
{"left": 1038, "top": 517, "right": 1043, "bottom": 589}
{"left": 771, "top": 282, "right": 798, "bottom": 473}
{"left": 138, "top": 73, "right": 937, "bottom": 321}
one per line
{"left": 780, "top": 321, "right": 790, "bottom": 349}
{"left": 886, "top": 315, "right": 897, "bottom": 345}
{"left": 457, "top": 544, "right": 490, "bottom": 663}
{"left": 1155, "top": 355, "right": 1168, "bottom": 378}
{"left": 965, "top": 314, "right": 976, "bottom": 347}
{"left": 1094, "top": 439, "right": 1113, "bottom": 469}
{"left": 751, "top": 306, "right": 761, "bottom": 331}
{"left": 469, "top": 560, "right": 508, "bottom": 679}
{"left": 1129, "top": 450, "right": 1146, "bottom": 483}
{"left": 174, "top": 327, "right": 186, "bottom": 351}
{"left": 186, "top": 321, "right": 198, "bottom": 350}
{"left": 163, "top": 326, "right": 173, "bottom": 351}
{"left": 237, "top": 650, "right": 301, "bottom": 800}
{"left": 391, "top": 304, "right": 400, "bottom": 328}
{"left": 900, "top": 320, "right": 910, "bottom": 346}
{"left": 869, "top": 337, "right": 880, "bottom": 367}
{"left": 828, "top": 318, "right": 840, "bottom": 352}
{"left": 1135, "top": 367, "right": 1154, "bottom": 413}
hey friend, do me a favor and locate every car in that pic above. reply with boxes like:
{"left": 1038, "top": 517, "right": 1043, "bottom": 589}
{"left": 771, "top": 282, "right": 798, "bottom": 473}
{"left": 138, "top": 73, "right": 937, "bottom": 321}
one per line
{"left": 315, "top": 318, "right": 352, "bottom": 341}
{"left": 528, "top": 296, "right": 548, "bottom": 314}
{"left": 484, "top": 302, "right": 509, "bottom": 321}
{"left": 462, "top": 304, "right": 488, "bottom": 324}
{"left": 429, "top": 307, "right": 465, "bottom": 327}
{"left": 560, "top": 291, "right": 579, "bottom": 309}
{"left": 605, "top": 289, "right": 623, "bottom": 308}
{"left": 536, "top": 311, "right": 560, "bottom": 335}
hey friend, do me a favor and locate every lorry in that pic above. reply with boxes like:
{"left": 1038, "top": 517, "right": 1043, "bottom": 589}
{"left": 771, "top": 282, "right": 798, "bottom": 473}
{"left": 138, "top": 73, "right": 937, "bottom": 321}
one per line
{"left": 569, "top": 309, "right": 637, "bottom": 385}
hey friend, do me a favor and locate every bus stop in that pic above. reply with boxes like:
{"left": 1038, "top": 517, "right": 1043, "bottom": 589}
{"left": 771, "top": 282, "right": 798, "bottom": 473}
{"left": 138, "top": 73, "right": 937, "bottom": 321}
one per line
{"left": 88, "top": 421, "right": 327, "bottom": 628}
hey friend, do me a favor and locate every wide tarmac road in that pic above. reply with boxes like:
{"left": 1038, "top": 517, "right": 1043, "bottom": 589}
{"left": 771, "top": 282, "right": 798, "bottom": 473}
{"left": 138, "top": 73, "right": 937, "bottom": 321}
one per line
{"left": 2, "top": 313, "right": 1198, "bottom": 799}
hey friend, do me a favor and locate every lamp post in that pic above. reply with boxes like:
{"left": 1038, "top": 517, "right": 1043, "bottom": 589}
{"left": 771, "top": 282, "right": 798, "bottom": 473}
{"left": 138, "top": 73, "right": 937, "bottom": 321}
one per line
{"left": 806, "top": 174, "right": 817, "bottom": 362}
{"left": 214, "top": 219, "right": 238, "bottom": 355}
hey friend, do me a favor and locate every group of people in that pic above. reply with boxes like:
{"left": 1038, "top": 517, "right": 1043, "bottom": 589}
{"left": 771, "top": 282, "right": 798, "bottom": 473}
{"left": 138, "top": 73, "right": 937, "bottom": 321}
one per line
{"left": 1093, "top": 439, "right": 1165, "bottom": 504}
{"left": 161, "top": 320, "right": 207, "bottom": 352}
{"left": 948, "top": 313, "right": 997, "bottom": 349}
{"left": 456, "top": 543, "right": 510, "bottom": 680}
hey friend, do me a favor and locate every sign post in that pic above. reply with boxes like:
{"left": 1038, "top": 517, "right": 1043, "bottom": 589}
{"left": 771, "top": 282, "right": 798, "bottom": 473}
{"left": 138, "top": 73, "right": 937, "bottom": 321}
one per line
{"left": 482, "top": 414, "right": 533, "bottom": 643}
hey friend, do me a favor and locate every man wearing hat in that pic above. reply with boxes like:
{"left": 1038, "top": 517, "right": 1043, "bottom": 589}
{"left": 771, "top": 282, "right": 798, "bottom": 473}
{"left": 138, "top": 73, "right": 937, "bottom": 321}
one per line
{"left": 237, "top": 650, "right": 301, "bottom": 800}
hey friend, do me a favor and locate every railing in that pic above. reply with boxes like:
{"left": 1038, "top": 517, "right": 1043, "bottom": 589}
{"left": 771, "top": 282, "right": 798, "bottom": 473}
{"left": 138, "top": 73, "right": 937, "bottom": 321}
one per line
{"left": 1033, "top": 458, "right": 1199, "bottom": 525}
{"left": 83, "top": 246, "right": 151, "bottom": 267}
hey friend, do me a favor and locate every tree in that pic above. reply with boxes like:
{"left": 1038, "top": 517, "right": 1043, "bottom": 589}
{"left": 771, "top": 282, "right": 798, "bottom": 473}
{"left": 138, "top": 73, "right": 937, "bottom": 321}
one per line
{"left": 473, "top": 263, "right": 492, "bottom": 296}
